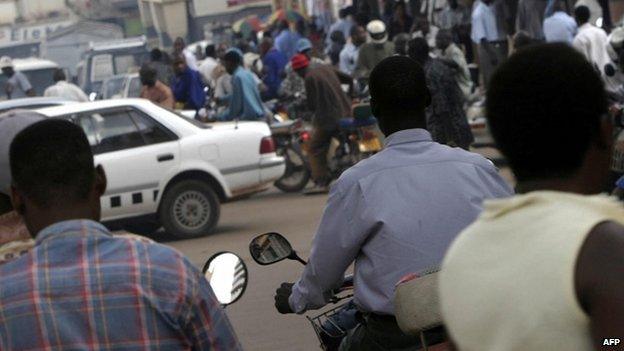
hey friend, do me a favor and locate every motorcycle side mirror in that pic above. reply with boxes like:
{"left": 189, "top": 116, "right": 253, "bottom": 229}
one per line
{"left": 249, "top": 232, "right": 306, "bottom": 265}
{"left": 202, "top": 252, "right": 248, "bottom": 306}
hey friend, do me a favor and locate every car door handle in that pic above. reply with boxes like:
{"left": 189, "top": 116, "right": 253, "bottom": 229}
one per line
{"left": 157, "top": 154, "right": 174, "bottom": 162}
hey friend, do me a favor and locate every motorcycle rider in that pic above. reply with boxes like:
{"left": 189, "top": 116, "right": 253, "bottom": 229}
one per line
{"left": 439, "top": 43, "right": 624, "bottom": 351}
{"left": 274, "top": 56, "right": 513, "bottom": 349}
{"left": 290, "top": 53, "right": 351, "bottom": 194}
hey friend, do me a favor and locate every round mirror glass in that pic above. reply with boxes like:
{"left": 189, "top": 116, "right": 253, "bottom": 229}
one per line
{"left": 249, "top": 232, "right": 293, "bottom": 265}
{"left": 203, "top": 252, "right": 248, "bottom": 305}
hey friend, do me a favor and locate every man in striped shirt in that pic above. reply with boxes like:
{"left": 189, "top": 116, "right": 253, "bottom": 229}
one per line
{"left": 1, "top": 119, "right": 241, "bottom": 350}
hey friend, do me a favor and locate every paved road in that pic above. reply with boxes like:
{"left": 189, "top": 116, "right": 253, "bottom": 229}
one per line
{"left": 164, "top": 189, "right": 329, "bottom": 351}
{"left": 162, "top": 147, "right": 513, "bottom": 351}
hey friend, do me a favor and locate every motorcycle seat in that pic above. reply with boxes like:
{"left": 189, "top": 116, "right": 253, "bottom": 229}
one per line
{"left": 270, "top": 120, "right": 297, "bottom": 135}
{"left": 338, "top": 116, "right": 377, "bottom": 130}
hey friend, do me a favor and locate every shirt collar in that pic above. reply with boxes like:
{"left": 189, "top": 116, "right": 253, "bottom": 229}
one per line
{"left": 36, "top": 219, "right": 111, "bottom": 245}
{"left": 384, "top": 128, "right": 433, "bottom": 147}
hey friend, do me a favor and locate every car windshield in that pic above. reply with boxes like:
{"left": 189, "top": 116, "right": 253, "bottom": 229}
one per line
{"left": 0, "top": 68, "right": 56, "bottom": 99}
{"left": 128, "top": 77, "right": 142, "bottom": 98}
{"left": 102, "top": 77, "right": 125, "bottom": 99}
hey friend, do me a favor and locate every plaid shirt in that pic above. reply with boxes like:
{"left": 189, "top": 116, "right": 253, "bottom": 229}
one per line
{"left": 0, "top": 219, "right": 242, "bottom": 350}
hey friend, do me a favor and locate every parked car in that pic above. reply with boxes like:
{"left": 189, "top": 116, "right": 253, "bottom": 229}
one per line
{"left": 0, "top": 97, "right": 75, "bottom": 114}
{"left": 100, "top": 73, "right": 141, "bottom": 100}
{"left": 77, "top": 36, "right": 149, "bottom": 99}
{"left": 0, "top": 58, "right": 60, "bottom": 99}
{"left": 37, "top": 99, "right": 285, "bottom": 238}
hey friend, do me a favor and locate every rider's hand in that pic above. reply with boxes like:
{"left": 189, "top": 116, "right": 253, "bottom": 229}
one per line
{"left": 274, "top": 282, "right": 295, "bottom": 314}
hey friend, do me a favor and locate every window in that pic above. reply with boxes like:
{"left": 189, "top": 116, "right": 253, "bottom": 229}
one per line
{"left": 127, "top": 108, "right": 177, "bottom": 145}
{"left": 65, "top": 107, "right": 177, "bottom": 155}
{"left": 127, "top": 77, "right": 142, "bottom": 98}
{"left": 78, "top": 109, "right": 145, "bottom": 154}
{"left": 91, "top": 54, "right": 114, "bottom": 83}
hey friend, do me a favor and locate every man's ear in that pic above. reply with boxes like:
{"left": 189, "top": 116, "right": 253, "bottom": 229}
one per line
{"left": 598, "top": 115, "right": 615, "bottom": 150}
{"left": 10, "top": 185, "right": 25, "bottom": 215}
{"left": 94, "top": 165, "right": 107, "bottom": 197}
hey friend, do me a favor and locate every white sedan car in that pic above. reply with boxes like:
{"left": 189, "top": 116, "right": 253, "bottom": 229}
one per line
{"left": 37, "top": 99, "right": 284, "bottom": 238}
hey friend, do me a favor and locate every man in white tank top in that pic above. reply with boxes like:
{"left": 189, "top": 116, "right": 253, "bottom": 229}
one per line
{"left": 439, "top": 43, "right": 624, "bottom": 350}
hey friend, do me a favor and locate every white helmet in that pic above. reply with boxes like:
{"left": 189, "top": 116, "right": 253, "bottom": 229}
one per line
{"left": 0, "top": 56, "right": 12, "bottom": 69}
{"left": 366, "top": 20, "right": 388, "bottom": 44}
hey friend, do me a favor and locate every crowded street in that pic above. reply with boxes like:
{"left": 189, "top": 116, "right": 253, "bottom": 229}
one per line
{"left": 3, "top": 0, "right": 624, "bottom": 350}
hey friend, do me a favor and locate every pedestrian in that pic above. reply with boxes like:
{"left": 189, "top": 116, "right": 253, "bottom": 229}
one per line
{"left": 326, "top": 7, "right": 355, "bottom": 49}
{"left": 409, "top": 37, "right": 474, "bottom": 149}
{"left": 215, "top": 48, "right": 266, "bottom": 121}
{"left": 439, "top": 42, "right": 624, "bottom": 351}
{"left": 173, "top": 37, "right": 199, "bottom": 71}
{"left": 0, "top": 111, "right": 45, "bottom": 263}
{"left": 389, "top": 0, "right": 414, "bottom": 40}
{"left": 150, "top": 48, "right": 174, "bottom": 85}
{"left": 471, "top": 0, "right": 508, "bottom": 87}
{"left": 436, "top": 29, "right": 473, "bottom": 98}
{"left": 339, "top": 25, "right": 367, "bottom": 75}
{"left": 516, "top": 0, "right": 549, "bottom": 40}
{"left": 290, "top": 53, "right": 351, "bottom": 193}
{"left": 2, "top": 118, "right": 242, "bottom": 349}
{"left": 543, "top": 0, "right": 577, "bottom": 44}
{"left": 573, "top": 5, "right": 610, "bottom": 75}
{"left": 259, "top": 37, "right": 288, "bottom": 100}
{"left": 198, "top": 44, "right": 219, "bottom": 87}
{"left": 275, "top": 20, "right": 300, "bottom": 59}
{"left": 274, "top": 55, "right": 512, "bottom": 349}
{"left": 0, "top": 56, "right": 35, "bottom": 99}
{"left": 43, "top": 68, "right": 89, "bottom": 102}
{"left": 437, "top": 0, "right": 472, "bottom": 61}
{"left": 354, "top": 20, "right": 395, "bottom": 79}
{"left": 327, "top": 31, "right": 347, "bottom": 66}
{"left": 171, "top": 55, "right": 206, "bottom": 112}
{"left": 394, "top": 32, "right": 411, "bottom": 56}
{"left": 139, "top": 64, "right": 175, "bottom": 110}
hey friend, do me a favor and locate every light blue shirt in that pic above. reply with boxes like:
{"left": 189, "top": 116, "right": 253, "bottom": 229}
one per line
{"left": 544, "top": 11, "right": 578, "bottom": 44}
{"left": 289, "top": 129, "right": 513, "bottom": 315}
{"left": 275, "top": 29, "right": 300, "bottom": 59}
{"left": 326, "top": 18, "right": 354, "bottom": 47}
{"left": 471, "top": 1, "right": 503, "bottom": 43}
{"left": 339, "top": 42, "right": 359, "bottom": 75}
{"left": 217, "top": 67, "right": 265, "bottom": 121}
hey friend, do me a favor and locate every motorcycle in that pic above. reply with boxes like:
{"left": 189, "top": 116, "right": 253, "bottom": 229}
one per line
{"left": 249, "top": 232, "right": 357, "bottom": 350}
{"left": 268, "top": 102, "right": 384, "bottom": 193}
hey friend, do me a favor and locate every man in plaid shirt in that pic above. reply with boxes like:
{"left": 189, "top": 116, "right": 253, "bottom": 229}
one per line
{"left": 1, "top": 119, "right": 242, "bottom": 350}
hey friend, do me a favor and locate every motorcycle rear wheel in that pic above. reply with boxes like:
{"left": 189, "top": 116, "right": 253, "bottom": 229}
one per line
{"left": 274, "top": 145, "right": 311, "bottom": 193}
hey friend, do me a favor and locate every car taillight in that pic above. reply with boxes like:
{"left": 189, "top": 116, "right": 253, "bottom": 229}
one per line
{"left": 260, "top": 136, "right": 276, "bottom": 154}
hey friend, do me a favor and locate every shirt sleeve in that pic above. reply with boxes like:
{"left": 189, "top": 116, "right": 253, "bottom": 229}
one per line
{"left": 218, "top": 74, "right": 243, "bottom": 120}
{"left": 16, "top": 73, "right": 32, "bottom": 92}
{"left": 181, "top": 261, "right": 242, "bottom": 351}
{"left": 289, "top": 182, "right": 372, "bottom": 313}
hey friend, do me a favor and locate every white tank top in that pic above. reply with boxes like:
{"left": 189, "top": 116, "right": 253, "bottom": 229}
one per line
{"left": 439, "top": 191, "right": 624, "bottom": 351}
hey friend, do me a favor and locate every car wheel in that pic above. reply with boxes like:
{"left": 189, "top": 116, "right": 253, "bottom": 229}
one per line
{"left": 159, "top": 179, "right": 220, "bottom": 239}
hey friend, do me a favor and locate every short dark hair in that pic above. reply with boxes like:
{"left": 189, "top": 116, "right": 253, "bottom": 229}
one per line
{"left": 52, "top": 68, "right": 65, "bottom": 82}
{"left": 205, "top": 44, "right": 216, "bottom": 58}
{"left": 407, "top": 37, "right": 430, "bottom": 65}
{"left": 487, "top": 43, "right": 607, "bottom": 182}
{"left": 370, "top": 56, "right": 430, "bottom": 134}
{"left": 10, "top": 119, "right": 95, "bottom": 208}
{"left": 575, "top": 5, "right": 590, "bottom": 24}
{"left": 151, "top": 48, "right": 163, "bottom": 61}
{"left": 223, "top": 51, "right": 242, "bottom": 65}
{"left": 139, "top": 63, "right": 157, "bottom": 84}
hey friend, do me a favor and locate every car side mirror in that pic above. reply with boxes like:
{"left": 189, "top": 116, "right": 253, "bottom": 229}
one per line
{"left": 249, "top": 232, "right": 305, "bottom": 265}
{"left": 202, "top": 252, "right": 248, "bottom": 306}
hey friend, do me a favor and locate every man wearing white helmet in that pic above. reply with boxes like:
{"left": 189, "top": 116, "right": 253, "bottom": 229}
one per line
{"left": 354, "top": 20, "right": 395, "bottom": 79}
{"left": 0, "top": 56, "right": 35, "bottom": 99}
